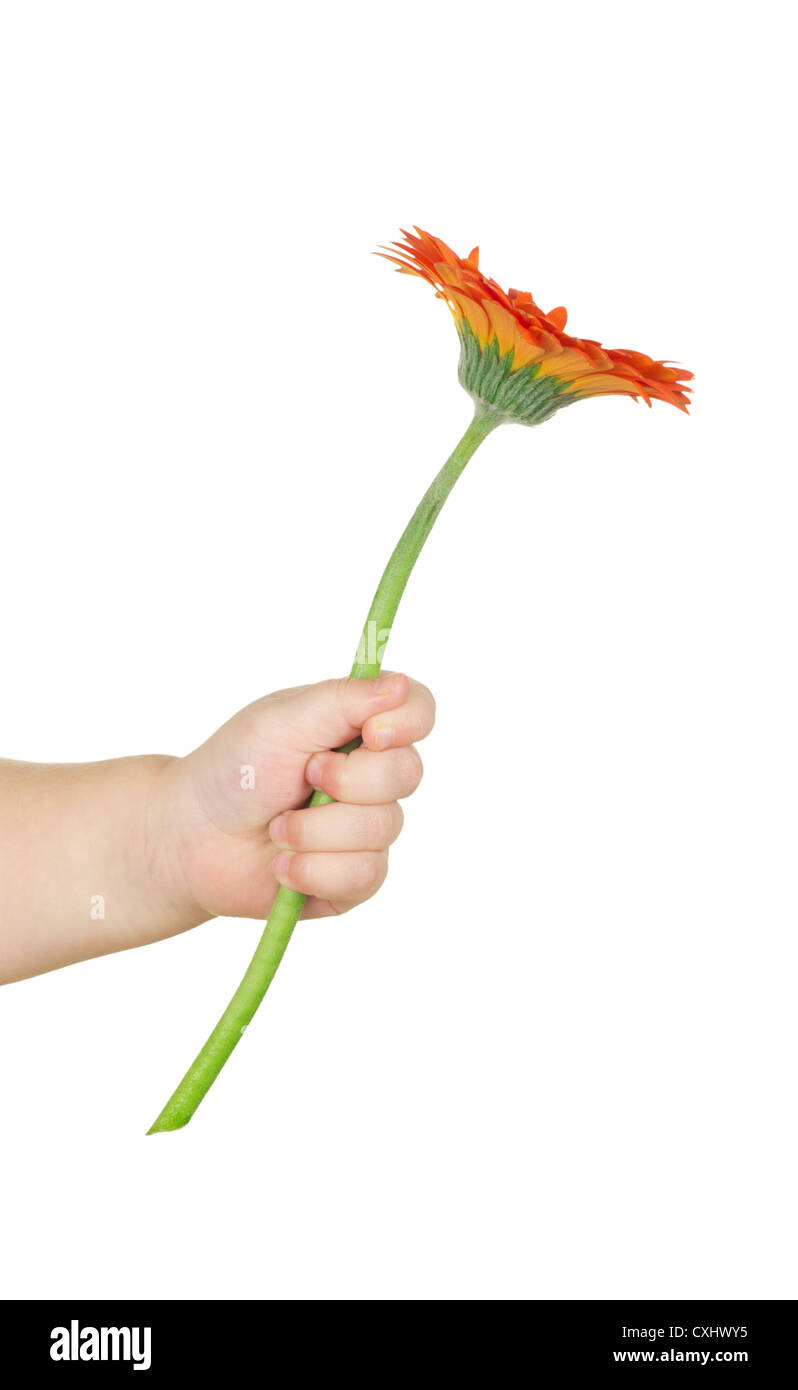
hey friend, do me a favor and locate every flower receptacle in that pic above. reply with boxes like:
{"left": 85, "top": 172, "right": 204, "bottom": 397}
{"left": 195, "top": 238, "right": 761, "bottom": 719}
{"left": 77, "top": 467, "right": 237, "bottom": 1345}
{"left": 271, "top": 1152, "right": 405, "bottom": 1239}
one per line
{"left": 457, "top": 322, "right": 579, "bottom": 427}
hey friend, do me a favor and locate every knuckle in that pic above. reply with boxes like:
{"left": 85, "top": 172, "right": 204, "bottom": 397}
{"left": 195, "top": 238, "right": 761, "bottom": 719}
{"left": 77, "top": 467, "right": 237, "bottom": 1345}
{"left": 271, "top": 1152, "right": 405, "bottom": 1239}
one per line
{"left": 407, "top": 679, "right": 436, "bottom": 735}
{"left": 413, "top": 678, "right": 435, "bottom": 722}
{"left": 401, "top": 746, "right": 423, "bottom": 793}
{"left": 321, "top": 676, "right": 355, "bottom": 725}
{"left": 386, "top": 802, "right": 404, "bottom": 842}
{"left": 372, "top": 803, "right": 397, "bottom": 843}
{"left": 334, "top": 675, "right": 354, "bottom": 705}
{"left": 424, "top": 687, "right": 437, "bottom": 731}
{"left": 357, "top": 854, "right": 383, "bottom": 893}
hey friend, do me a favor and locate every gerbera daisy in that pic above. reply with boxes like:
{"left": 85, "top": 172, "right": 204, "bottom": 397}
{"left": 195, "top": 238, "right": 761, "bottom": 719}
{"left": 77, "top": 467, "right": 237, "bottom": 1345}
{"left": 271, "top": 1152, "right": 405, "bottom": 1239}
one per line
{"left": 381, "top": 228, "right": 692, "bottom": 423}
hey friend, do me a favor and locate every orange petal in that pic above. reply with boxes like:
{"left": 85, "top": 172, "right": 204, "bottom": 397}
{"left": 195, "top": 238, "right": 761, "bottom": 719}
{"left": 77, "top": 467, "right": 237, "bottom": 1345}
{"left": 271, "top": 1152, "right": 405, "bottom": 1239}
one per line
{"left": 546, "top": 305, "right": 568, "bottom": 331}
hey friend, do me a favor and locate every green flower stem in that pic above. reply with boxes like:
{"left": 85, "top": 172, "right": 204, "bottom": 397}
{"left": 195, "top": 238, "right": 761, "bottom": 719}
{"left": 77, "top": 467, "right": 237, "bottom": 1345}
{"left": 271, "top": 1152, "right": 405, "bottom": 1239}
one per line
{"left": 147, "top": 404, "right": 500, "bottom": 1132}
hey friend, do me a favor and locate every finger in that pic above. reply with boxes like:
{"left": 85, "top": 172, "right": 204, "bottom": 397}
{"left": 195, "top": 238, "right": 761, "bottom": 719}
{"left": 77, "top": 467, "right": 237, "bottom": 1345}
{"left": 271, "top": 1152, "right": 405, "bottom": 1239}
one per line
{"left": 255, "top": 672, "right": 411, "bottom": 753}
{"left": 272, "top": 849, "right": 389, "bottom": 903}
{"left": 360, "top": 678, "right": 436, "bottom": 752}
{"left": 269, "top": 801, "right": 403, "bottom": 852}
{"left": 306, "top": 744, "right": 423, "bottom": 804}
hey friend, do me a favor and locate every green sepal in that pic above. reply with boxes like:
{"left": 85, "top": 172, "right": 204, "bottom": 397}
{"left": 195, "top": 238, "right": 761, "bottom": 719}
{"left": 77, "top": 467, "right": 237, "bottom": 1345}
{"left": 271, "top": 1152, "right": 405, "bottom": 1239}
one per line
{"left": 457, "top": 321, "right": 579, "bottom": 426}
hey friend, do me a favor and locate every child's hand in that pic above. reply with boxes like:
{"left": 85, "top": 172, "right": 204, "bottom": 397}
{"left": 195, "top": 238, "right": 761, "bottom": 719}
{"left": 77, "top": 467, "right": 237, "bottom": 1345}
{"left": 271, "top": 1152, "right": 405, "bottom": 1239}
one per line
{"left": 157, "top": 673, "right": 435, "bottom": 924}
{"left": 0, "top": 673, "right": 434, "bottom": 983}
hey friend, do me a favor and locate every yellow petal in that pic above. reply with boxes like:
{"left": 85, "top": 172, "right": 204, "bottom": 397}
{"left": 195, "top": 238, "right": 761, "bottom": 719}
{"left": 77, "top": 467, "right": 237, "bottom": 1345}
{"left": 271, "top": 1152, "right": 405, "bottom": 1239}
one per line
{"left": 482, "top": 299, "right": 521, "bottom": 357}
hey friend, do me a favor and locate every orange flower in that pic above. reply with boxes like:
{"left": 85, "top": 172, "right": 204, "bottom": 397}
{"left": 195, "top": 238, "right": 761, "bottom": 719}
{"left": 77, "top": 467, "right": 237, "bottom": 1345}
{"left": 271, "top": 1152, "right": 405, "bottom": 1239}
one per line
{"left": 380, "top": 228, "right": 692, "bottom": 424}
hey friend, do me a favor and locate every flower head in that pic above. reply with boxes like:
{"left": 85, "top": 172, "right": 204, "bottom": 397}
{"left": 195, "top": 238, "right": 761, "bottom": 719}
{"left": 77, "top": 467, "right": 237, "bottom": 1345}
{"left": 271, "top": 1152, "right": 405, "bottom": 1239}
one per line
{"left": 380, "top": 228, "right": 692, "bottom": 425}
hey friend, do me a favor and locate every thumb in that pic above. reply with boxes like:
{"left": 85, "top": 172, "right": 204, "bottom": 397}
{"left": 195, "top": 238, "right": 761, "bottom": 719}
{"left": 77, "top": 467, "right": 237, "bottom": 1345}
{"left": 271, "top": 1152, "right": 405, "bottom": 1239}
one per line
{"left": 261, "top": 672, "right": 410, "bottom": 754}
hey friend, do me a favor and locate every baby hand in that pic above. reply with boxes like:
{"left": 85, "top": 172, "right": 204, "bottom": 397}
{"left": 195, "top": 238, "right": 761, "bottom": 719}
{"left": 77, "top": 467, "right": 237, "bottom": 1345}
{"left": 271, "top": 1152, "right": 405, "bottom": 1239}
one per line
{"left": 158, "top": 673, "right": 435, "bottom": 924}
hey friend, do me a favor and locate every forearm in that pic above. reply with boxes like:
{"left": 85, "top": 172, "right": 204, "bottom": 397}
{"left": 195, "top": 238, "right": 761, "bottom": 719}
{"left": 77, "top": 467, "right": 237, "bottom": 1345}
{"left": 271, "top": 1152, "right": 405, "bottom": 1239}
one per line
{"left": 0, "top": 756, "right": 204, "bottom": 984}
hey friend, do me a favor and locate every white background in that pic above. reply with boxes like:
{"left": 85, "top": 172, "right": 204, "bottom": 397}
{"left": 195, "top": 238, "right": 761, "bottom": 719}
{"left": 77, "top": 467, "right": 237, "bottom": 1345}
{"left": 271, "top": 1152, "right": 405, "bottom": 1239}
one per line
{"left": 1, "top": 0, "right": 795, "bottom": 1300}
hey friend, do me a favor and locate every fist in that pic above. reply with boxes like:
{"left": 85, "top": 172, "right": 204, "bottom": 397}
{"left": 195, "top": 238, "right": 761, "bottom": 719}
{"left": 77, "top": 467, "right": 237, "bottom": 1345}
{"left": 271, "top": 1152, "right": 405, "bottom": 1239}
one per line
{"left": 157, "top": 673, "right": 435, "bottom": 923}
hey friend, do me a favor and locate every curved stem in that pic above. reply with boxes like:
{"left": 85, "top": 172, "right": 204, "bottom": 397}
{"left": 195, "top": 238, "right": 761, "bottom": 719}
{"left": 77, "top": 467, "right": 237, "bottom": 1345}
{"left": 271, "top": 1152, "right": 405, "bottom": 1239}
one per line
{"left": 147, "top": 405, "right": 500, "bottom": 1132}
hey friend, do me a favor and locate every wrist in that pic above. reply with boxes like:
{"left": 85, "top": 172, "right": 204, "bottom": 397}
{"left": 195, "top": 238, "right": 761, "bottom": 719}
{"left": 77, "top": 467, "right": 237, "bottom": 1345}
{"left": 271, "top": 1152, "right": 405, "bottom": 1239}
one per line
{"left": 139, "top": 756, "right": 214, "bottom": 939}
